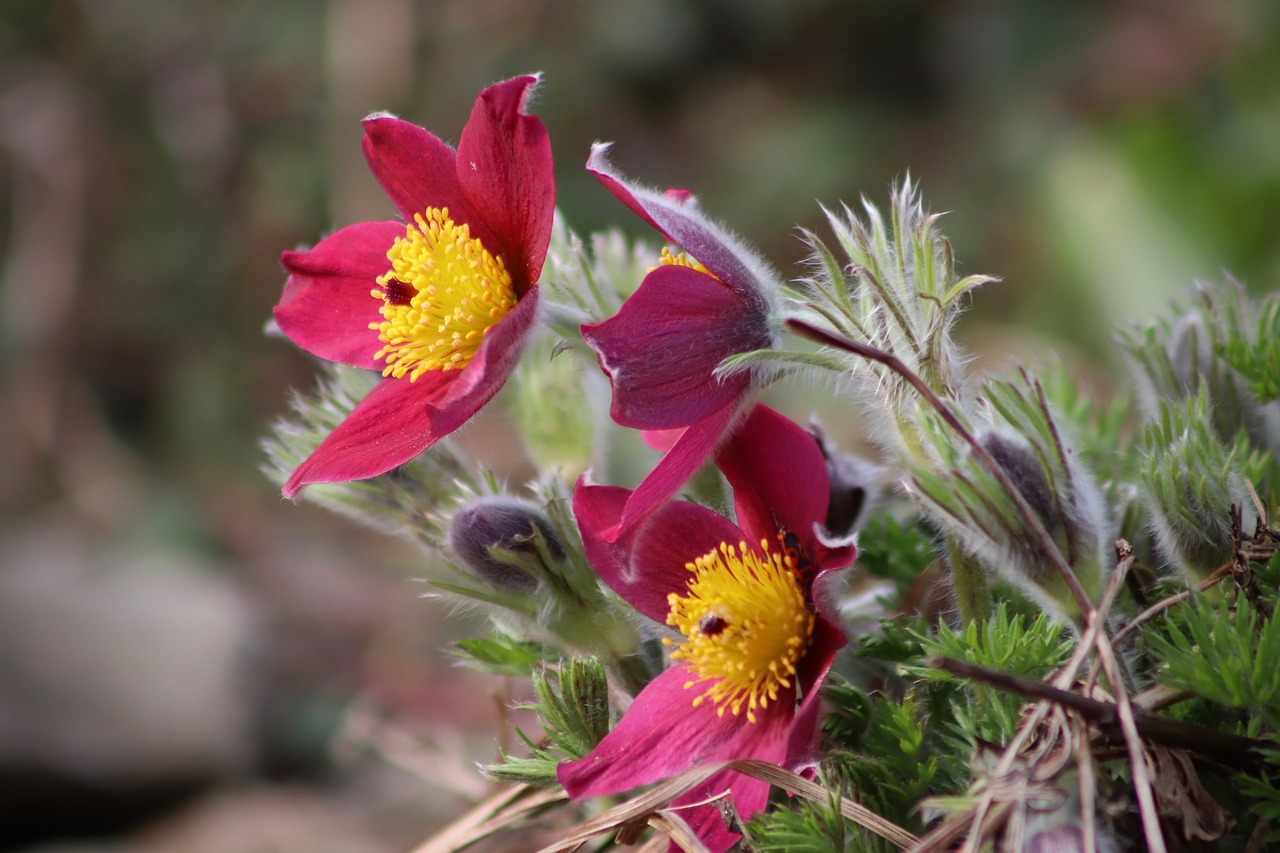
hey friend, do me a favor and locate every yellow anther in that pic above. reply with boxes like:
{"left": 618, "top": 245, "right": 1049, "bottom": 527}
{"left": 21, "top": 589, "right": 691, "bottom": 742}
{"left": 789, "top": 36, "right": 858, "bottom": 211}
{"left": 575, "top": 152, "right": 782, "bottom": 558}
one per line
{"left": 665, "top": 539, "right": 813, "bottom": 723}
{"left": 369, "top": 208, "right": 516, "bottom": 381}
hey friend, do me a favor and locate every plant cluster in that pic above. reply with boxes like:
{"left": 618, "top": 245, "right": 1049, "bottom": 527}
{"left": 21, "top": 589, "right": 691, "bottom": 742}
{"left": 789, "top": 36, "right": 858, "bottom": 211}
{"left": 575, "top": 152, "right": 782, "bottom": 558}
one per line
{"left": 264, "top": 75, "right": 1280, "bottom": 851}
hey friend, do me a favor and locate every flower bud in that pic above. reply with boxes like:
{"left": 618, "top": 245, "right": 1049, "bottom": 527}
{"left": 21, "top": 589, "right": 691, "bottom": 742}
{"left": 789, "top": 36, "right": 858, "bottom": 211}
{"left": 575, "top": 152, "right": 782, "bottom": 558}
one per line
{"left": 980, "top": 432, "right": 1060, "bottom": 564}
{"left": 1141, "top": 393, "right": 1254, "bottom": 580}
{"left": 448, "top": 498, "right": 565, "bottom": 592}
{"left": 977, "top": 429, "right": 1107, "bottom": 611}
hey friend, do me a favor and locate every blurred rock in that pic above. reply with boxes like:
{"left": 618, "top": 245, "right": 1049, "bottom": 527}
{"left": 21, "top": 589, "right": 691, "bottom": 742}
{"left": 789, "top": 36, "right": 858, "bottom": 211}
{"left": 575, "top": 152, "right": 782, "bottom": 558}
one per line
{"left": 0, "top": 516, "right": 259, "bottom": 844}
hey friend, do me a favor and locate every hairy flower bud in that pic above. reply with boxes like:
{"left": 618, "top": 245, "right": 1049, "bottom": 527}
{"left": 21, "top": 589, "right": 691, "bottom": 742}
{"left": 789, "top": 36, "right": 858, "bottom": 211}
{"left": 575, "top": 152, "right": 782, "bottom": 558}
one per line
{"left": 448, "top": 498, "right": 565, "bottom": 592}
{"left": 977, "top": 429, "right": 1107, "bottom": 614}
{"left": 1119, "top": 280, "right": 1280, "bottom": 460}
{"left": 1141, "top": 393, "right": 1255, "bottom": 580}
{"left": 980, "top": 432, "right": 1060, "bottom": 558}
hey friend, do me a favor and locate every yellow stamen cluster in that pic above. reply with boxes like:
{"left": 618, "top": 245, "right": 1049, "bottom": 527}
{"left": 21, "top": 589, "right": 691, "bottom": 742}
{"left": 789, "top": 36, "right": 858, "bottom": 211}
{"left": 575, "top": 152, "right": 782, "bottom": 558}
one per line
{"left": 370, "top": 207, "right": 516, "bottom": 381}
{"left": 651, "top": 246, "right": 713, "bottom": 276}
{"left": 665, "top": 538, "right": 814, "bottom": 723}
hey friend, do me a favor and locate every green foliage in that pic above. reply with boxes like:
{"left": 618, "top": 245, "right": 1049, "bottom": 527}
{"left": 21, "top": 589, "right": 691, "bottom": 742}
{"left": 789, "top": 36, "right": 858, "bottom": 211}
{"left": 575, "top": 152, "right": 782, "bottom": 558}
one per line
{"left": 747, "top": 792, "right": 877, "bottom": 853}
{"left": 907, "top": 604, "right": 1074, "bottom": 744}
{"left": 906, "top": 370, "right": 1111, "bottom": 619}
{"left": 795, "top": 182, "right": 996, "bottom": 400}
{"left": 820, "top": 604, "right": 1077, "bottom": 835}
{"left": 453, "top": 634, "right": 553, "bottom": 676}
{"left": 1147, "top": 595, "right": 1280, "bottom": 729}
{"left": 1219, "top": 294, "right": 1280, "bottom": 404}
{"left": 1118, "top": 281, "right": 1280, "bottom": 474}
{"left": 821, "top": 685, "right": 955, "bottom": 828}
{"left": 1140, "top": 391, "right": 1255, "bottom": 578}
{"left": 854, "top": 514, "right": 938, "bottom": 592}
{"left": 484, "top": 659, "right": 612, "bottom": 786}
{"left": 1035, "top": 360, "right": 1137, "bottom": 482}
{"left": 1236, "top": 747, "right": 1280, "bottom": 845}
{"left": 261, "top": 362, "right": 478, "bottom": 545}
{"left": 915, "top": 604, "right": 1073, "bottom": 680}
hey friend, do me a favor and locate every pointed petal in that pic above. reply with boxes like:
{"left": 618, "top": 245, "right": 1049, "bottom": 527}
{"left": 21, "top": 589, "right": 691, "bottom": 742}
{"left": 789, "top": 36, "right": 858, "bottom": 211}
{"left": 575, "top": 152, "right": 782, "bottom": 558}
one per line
{"left": 360, "top": 116, "right": 500, "bottom": 253}
{"left": 276, "top": 221, "right": 403, "bottom": 369}
{"left": 607, "top": 402, "right": 744, "bottom": 542}
{"left": 282, "top": 288, "right": 540, "bottom": 497}
{"left": 557, "top": 664, "right": 792, "bottom": 798}
{"left": 574, "top": 481, "right": 744, "bottom": 623}
{"left": 587, "top": 143, "right": 776, "bottom": 315}
{"left": 457, "top": 74, "right": 555, "bottom": 295}
{"left": 582, "top": 265, "right": 765, "bottom": 430}
{"left": 716, "top": 405, "right": 829, "bottom": 553}
{"left": 282, "top": 372, "right": 452, "bottom": 497}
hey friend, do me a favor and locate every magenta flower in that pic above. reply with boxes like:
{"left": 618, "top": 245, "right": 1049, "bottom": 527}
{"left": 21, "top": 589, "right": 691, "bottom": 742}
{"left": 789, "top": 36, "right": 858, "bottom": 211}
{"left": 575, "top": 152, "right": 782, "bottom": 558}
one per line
{"left": 581, "top": 144, "right": 782, "bottom": 539}
{"left": 560, "top": 405, "right": 855, "bottom": 852}
{"left": 273, "top": 75, "right": 554, "bottom": 497}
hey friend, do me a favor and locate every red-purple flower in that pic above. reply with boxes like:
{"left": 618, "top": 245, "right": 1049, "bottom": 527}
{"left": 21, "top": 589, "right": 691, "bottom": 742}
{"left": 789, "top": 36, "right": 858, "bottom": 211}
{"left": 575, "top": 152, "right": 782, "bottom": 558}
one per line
{"left": 581, "top": 145, "right": 781, "bottom": 539}
{"left": 560, "top": 405, "right": 855, "bottom": 852}
{"left": 273, "top": 75, "right": 554, "bottom": 497}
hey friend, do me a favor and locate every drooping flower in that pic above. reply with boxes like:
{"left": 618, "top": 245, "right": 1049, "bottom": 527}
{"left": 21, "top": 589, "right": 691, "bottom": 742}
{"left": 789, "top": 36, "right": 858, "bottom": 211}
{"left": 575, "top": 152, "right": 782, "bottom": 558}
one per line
{"left": 581, "top": 144, "right": 782, "bottom": 539}
{"left": 273, "top": 75, "right": 554, "bottom": 497}
{"left": 560, "top": 405, "right": 855, "bottom": 852}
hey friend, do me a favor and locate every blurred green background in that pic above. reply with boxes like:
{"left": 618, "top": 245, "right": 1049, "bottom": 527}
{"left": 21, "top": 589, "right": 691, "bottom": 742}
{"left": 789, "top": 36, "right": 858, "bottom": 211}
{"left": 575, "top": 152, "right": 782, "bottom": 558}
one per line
{"left": 1, "top": 0, "right": 1278, "bottom": 850}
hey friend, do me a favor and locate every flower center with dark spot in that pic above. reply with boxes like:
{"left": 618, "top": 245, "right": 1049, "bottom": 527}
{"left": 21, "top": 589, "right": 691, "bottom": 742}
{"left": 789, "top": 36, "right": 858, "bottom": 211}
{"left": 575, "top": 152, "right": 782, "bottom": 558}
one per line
{"left": 369, "top": 207, "right": 516, "bottom": 380}
{"left": 665, "top": 538, "right": 813, "bottom": 723}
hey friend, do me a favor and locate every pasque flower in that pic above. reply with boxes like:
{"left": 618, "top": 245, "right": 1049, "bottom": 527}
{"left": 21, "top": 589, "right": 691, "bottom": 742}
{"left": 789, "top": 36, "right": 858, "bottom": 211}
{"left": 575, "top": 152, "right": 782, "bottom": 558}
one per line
{"left": 581, "top": 145, "right": 782, "bottom": 539}
{"left": 273, "top": 75, "right": 554, "bottom": 497}
{"left": 560, "top": 405, "right": 855, "bottom": 852}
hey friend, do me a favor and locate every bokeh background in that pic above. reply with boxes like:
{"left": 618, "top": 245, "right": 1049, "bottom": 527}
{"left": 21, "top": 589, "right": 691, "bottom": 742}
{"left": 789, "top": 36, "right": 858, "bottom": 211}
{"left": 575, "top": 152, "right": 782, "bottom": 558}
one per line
{"left": 2, "top": 0, "right": 1278, "bottom": 850}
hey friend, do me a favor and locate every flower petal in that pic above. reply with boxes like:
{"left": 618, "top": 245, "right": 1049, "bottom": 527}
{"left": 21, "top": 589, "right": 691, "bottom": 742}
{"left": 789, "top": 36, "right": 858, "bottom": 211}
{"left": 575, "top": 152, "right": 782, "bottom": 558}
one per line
{"left": 606, "top": 401, "right": 744, "bottom": 542}
{"left": 582, "top": 265, "right": 766, "bottom": 430}
{"left": 276, "top": 221, "right": 403, "bottom": 370}
{"left": 282, "top": 288, "right": 540, "bottom": 498}
{"left": 791, "top": 614, "right": 844, "bottom": 752}
{"left": 282, "top": 371, "right": 453, "bottom": 498}
{"left": 671, "top": 769, "right": 771, "bottom": 853}
{"left": 574, "top": 480, "right": 744, "bottom": 623}
{"left": 587, "top": 143, "right": 776, "bottom": 315}
{"left": 434, "top": 284, "right": 540, "bottom": 409}
{"left": 557, "top": 664, "right": 792, "bottom": 798}
{"left": 360, "top": 116, "right": 499, "bottom": 252}
{"left": 641, "top": 427, "right": 682, "bottom": 453}
{"left": 457, "top": 74, "right": 555, "bottom": 296}
{"left": 716, "top": 405, "right": 830, "bottom": 551}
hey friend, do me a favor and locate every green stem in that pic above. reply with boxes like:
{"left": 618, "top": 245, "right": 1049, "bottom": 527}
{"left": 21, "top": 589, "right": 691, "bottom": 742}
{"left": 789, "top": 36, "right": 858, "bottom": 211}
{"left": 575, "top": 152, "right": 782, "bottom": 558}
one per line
{"left": 947, "top": 538, "right": 991, "bottom": 624}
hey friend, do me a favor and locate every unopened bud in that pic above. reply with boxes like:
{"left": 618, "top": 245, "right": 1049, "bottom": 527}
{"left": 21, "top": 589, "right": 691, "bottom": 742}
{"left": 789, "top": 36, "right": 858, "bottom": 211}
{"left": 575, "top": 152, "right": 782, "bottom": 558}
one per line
{"left": 981, "top": 432, "right": 1059, "bottom": 557}
{"left": 978, "top": 430, "right": 1107, "bottom": 611}
{"left": 1141, "top": 393, "right": 1252, "bottom": 580}
{"left": 448, "top": 499, "right": 565, "bottom": 592}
